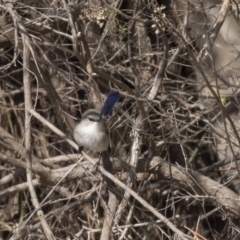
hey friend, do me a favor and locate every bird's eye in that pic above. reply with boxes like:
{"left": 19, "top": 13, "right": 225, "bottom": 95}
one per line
{"left": 88, "top": 117, "right": 100, "bottom": 122}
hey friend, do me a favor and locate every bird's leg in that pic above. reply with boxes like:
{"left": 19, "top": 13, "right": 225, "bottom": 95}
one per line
{"left": 78, "top": 146, "right": 83, "bottom": 153}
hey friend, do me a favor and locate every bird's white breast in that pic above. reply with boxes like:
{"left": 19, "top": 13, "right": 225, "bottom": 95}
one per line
{"left": 74, "top": 121, "right": 109, "bottom": 152}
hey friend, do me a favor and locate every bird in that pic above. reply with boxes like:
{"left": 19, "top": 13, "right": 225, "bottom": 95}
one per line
{"left": 74, "top": 91, "right": 121, "bottom": 152}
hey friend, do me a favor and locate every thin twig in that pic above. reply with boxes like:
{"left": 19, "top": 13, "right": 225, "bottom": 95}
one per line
{"left": 82, "top": 152, "right": 191, "bottom": 240}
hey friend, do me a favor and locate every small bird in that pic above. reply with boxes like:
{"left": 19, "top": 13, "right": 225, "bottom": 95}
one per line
{"left": 74, "top": 91, "right": 121, "bottom": 152}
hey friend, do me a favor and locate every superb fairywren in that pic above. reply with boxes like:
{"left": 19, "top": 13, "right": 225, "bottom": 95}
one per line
{"left": 74, "top": 91, "right": 121, "bottom": 152}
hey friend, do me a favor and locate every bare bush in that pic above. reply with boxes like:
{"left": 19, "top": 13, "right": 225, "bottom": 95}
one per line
{"left": 1, "top": 0, "right": 240, "bottom": 239}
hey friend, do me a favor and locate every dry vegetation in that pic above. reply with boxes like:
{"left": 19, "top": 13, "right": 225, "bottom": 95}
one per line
{"left": 1, "top": 0, "right": 240, "bottom": 239}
